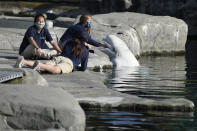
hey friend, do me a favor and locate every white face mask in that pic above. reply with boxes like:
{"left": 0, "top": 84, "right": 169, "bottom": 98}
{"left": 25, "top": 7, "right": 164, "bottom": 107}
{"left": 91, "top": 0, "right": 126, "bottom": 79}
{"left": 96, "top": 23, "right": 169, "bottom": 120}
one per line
{"left": 35, "top": 22, "right": 45, "bottom": 29}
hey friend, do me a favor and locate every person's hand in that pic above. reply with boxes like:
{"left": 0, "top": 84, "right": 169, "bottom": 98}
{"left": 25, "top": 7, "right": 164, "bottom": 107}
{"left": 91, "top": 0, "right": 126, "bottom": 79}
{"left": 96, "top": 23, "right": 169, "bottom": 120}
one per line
{"left": 85, "top": 42, "right": 92, "bottom": 49}
{"left": 57, "top": 51, "right": 62, "bottom": 55}
{"left": 36, "top": 48, "right": 42, "bottom": 57}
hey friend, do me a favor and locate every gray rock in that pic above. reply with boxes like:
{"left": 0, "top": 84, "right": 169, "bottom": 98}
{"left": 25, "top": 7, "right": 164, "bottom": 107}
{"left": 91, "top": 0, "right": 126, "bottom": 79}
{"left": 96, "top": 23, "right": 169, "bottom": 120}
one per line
{"left": 44, "top": 70, "right": 108, "bottom": 90}
{"left": 0, "top": 85, "right": 85, "bottom": 131}
{"left": 54, "top": 17, "right": 75, "bottom": 28}
{"left": 0, "top": 27, "right": 25, "bottom": 50}
{"left": 0, "top": 16, "right": 33, "bottom": 50}
{"left": 89, "top": 12, "right": 187, "bottom": 56}
{"left": 21, "top": 69, "right": 48, "bottom": 86}
{"left": 53, "top": 27, "right": 66, "bottom": 41}
{"left": 88, "top": 48, "right": 113, "bottom": 69}
{"left": 0, "top": 115, "right": 13, "bottom": 131}
{"left": 129, "top": 0, "right": 197, "bottom": 36}
{"left": 43, "top": 71, "right": 194, "bottom": 112}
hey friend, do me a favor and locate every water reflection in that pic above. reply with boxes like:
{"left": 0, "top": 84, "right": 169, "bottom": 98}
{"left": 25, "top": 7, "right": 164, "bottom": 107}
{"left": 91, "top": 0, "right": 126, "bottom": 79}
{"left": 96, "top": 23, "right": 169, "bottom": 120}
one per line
{"left": 85, "top": 55, "right": 197, "bottom": 131}
{"left": 86, "top": 109, "right": 159, "bottom": 131}
{"left": 108, "top": 56, "right": 186, "bottom": 100}
{"left": 85, "top": 109, "right": 194, "bottom": 131}
{"left": 185, "top": 41, "right": 197, "bottom": 103}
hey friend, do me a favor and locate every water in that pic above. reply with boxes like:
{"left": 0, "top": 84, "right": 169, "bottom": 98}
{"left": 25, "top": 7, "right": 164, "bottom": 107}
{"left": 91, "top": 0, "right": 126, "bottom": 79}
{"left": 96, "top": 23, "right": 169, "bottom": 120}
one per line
{"left": 86, "top": 55, "right": 197, "bottom": 131}
{"left": 109, "top": 56, "right": 186, "bottom": 100}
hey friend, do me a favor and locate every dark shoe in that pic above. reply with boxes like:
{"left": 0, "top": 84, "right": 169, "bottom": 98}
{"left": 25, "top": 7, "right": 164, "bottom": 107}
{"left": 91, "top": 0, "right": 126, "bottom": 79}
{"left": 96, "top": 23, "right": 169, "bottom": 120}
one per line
{"left": 89, "top": 49, "right": 94, "bottom": 54}
{"left": 32, "top": 60, "right": 41, "bottom": 72}
{"left": 14, "top": 56, "right": 24, "bottom": 68}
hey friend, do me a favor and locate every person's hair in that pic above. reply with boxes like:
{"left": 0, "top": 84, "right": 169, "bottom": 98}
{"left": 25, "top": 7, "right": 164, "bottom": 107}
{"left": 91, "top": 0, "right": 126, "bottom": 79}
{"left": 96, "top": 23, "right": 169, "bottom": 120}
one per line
{"left": 85, "top": 26, "right": 91, "bottom": 35}
{"left": 72, "top": 38, "right": 84, "bottom": 58}
{"left": 79, "top": 14, "right": 91, "bottom": 35}
{"left": 79, "top": 14, "right": 91, "bottom": 24}
{"left": 34, "top": 14, "right": 46, "bottom": 23}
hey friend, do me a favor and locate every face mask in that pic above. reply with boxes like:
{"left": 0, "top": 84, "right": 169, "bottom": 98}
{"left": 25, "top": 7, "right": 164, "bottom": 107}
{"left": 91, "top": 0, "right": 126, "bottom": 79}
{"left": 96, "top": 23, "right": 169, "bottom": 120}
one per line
{"left": 35, "top": 22, "right": 45, "bottom": 29}
{"left": 85, "top": 21, "right": 91, "bottom": 28}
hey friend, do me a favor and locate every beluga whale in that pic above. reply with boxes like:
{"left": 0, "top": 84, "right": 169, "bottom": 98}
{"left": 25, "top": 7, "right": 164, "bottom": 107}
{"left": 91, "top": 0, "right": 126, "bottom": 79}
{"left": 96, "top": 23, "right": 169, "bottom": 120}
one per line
{"left": 100, "top": 35, "right": 140, "bottom": 90}
{"left": 101, "top": 35, "right": 140, "bottom": 68}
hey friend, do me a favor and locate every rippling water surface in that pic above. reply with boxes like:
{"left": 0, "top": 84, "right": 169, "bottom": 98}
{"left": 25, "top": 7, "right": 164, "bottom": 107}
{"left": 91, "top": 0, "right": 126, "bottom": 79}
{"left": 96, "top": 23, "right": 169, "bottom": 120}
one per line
{"left": 109, "top": 56, "right": 186, "bottom": 100}
{"left": 86, "top": 56, "right": 197, "bottom": 131}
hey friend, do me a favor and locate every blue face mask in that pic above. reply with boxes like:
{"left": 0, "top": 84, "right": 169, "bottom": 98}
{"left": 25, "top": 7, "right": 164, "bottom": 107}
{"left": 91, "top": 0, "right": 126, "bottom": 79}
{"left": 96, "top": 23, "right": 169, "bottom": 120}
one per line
{"left": 85, "top": 21, "right": 91, "bottom": 28}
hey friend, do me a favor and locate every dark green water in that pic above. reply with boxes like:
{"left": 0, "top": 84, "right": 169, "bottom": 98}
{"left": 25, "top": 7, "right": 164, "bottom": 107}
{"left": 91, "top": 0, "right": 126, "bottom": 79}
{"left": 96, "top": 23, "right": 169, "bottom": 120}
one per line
{"left": 86, "top": 55, "right": 197, "bottom": 131}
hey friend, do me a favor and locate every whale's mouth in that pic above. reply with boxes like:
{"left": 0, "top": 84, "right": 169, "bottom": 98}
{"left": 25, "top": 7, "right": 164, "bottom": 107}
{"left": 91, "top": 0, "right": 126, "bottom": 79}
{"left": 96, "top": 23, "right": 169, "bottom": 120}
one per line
{"left": 102, "top": 37, "right": 114, "bottom": 51}
{"left": 100, "top": 37, "right": 116, "bottom": 59}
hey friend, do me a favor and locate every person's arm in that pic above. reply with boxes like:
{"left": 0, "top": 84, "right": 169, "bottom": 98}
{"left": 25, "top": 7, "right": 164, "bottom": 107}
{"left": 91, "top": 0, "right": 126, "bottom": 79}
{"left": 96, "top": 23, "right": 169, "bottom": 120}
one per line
{"left": 28, "top": 37, "right": 42, "bottom": 57}
{"left": 79, "top": 29, "right": 100, "bottom": 47}
{"left": 83, "top": 32, "right": 108, "bottom": 48}
{"left": 87, "top": 37, "right": 101, "bottom": 47}
{"left": 50, "top": 40, "right": 62, "bottom": 54}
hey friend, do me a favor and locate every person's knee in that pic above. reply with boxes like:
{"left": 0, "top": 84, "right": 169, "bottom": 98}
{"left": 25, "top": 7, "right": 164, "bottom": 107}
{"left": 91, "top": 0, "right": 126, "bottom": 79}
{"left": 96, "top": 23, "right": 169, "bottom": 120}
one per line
{"left": 52, "top": 66, "right": 62, "bottom": 74}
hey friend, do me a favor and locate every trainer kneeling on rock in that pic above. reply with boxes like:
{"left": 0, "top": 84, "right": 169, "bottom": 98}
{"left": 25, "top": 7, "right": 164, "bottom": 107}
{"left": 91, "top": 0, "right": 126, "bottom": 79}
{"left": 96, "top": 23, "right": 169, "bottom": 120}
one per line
{"left": 19, "top": 14, "right": 62, "bottom": 60}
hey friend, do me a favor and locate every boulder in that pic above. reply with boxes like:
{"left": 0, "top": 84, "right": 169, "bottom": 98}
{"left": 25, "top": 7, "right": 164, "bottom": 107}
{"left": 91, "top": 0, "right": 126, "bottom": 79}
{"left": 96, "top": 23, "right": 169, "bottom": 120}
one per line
{"left": 0, "top": 16, "right": 33, "bottom": 50}
{"left": 0, "top": 27, "right": 25, "bottom": 50}
{"left": 20, "top": 69, "right": 48, "bottom": 86}
{"left": 54, "top": 17, "right": 75, "bottom": 28}
{"left": 88, "top": 12, "right": 187, "bottom": 56}
{"left": 0, "top": 85, "right": 85, "bottom": 131}
{"left": 87, "top": 48, "right": 113, "bottom": 70}
{"left": 130, "top": 0, "right": 197, "bottom": 36}
{"left": 0, "top": 115, "right": 13, "bottom": 131}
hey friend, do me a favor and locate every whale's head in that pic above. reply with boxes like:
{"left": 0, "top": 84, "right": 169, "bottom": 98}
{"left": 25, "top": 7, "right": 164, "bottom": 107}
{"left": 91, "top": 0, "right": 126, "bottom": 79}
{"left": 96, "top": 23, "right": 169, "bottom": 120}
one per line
{"left": 100, "top": 35, "right": 140, "bottom": 67}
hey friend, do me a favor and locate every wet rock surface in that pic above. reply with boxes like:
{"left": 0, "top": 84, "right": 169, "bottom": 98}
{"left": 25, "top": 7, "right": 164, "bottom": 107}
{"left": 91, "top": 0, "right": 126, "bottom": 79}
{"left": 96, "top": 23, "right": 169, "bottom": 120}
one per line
{"left": 43, "top": 71, "right": 194, "bottom": 112}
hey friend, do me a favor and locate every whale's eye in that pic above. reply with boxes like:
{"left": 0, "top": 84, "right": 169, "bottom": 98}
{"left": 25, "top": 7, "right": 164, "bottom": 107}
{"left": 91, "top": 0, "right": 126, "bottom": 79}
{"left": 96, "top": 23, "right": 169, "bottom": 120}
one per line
{"left": 117, "top": 32, "right": 123, "bottom": 35}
